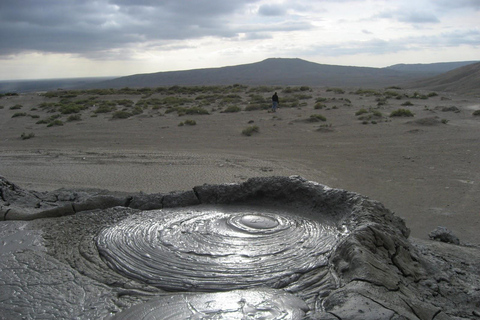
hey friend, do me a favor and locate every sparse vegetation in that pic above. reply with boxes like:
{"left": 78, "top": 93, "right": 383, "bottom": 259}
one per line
{"left": 12, "top": 112, "right": 27, "bottom": 118}
{"left": 47, "top": 119, "right": 64, "bottom": 127}
{"left": 326, "top": 88, "right": 345, "bottom": 94}
{"left": 390, "top": 109, "right": 414, "bottom": 117}
{"left": 308, "top": 114, "right": 327, "bottom": 122}
{"left": 222, "top": 105, "right": 242, "bottom": 113}
{"left": 473, "top": 110, "right": 480, "bottom": 116}
{"left": 184, "top": 119, "right": 197, "bottom": 126}
{"left": 20, "top": 132, "right": 35, "bottom": 140}
{"left": 10, "top": 104, "right": 23, "bottom": 110}
{"left": 112, "top": 111, "right": 132, "bottom": 119}
{"left": 355, "top": 108, "right": 369, "bottom": 116}
{"left": 401, "top": 101, "right": 414, "bottom": 106}
{"left": 67, "top": 114, "right": 82, "bottom": 122}
{"left": 242, "top": 125, "right": 259, "bottom": 136}
{"left": 441, "top": 119, "right": 449, "bottom": 124}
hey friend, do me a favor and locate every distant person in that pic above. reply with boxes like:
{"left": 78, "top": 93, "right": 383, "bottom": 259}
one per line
{"left": 272, "top": 92, "right": 279, "bottom": 112}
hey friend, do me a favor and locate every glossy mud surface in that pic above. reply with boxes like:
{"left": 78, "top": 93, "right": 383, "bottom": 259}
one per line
{"left": 97, "top": 206, "right": 340, "bottom": 291}
{"left": 110, "top": 289, "right": 308, "bottom": 319}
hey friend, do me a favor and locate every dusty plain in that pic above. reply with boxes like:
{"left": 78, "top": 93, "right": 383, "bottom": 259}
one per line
{"left": 1, "top": 85, "right": 479, "bottom": 244}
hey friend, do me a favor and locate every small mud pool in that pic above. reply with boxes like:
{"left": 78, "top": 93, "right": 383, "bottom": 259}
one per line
{"left": 97, "top": 206, "right": 340, "bottom": 291}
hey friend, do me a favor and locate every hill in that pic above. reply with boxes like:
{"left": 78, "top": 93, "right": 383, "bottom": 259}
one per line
{"left": 386, "top": 61, "right": 479, "bottom": 76}
{"left": 88, "top": 58, "right": 435, "bottom": 89}
{"left": 406, "top": 62, "right": 480, "bottom": 95}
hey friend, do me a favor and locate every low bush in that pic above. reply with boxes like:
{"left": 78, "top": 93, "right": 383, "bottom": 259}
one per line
{"left": 67, "top": 114, "right": 82, "bottom": 122}
{"left": 47, "top": 119, "right": 64, "bottom": 127}
{"left": 184, "top": 119, "right": 196, "bottom": 125}
{"left": 20, "top": 132, "right": 35, "bottom": 140}
{"left": 314, "top": 103, "right": 326, "bottom": 109}
{"left": 222, "top": 106, "right": 242, "bottom": 113}
{"left": 10, "top": 104, "right": 23, "bottom": 110}
{"left": 355, "top": 89, "right": 381, "bottom": 96}
{"left": 355, "top": 108, "right": 368, "bottom": 116}
{"left": 112, "top": 111, "right": 132, "bottom": 119}
{"left": 308, "top": 114, "right": 327, "bottom": 122}
{"left": 473, "top": 110, "right": 480, "bottom": 116}
{"left": 242, "top": 125, "right": 259, "bottom": 136}
{"left": 326, "top": 88, "right": 345, "bottom": 94}
{"left": 94, "top": 105, "right": 116, "bottom": 114}
{"left": 12, "top": 112, "right": 27, "bottom": 118}
{"left": 390, "top": 109, "right": 414, "bottom": 117}
{"left": 401, "top": 101, "right": 414, "bottom": 106}
{"left": 185, "top": 106, "right": 209, "bottom": 115}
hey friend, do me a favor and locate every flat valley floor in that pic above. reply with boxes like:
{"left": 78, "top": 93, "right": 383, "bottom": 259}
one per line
{"left": 1, "top": 86, "right": 479, "bottom": 244}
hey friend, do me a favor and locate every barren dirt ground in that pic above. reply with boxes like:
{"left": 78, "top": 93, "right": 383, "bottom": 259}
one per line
{"left": 1, "top": 86, "right": 479, "bottom": 244}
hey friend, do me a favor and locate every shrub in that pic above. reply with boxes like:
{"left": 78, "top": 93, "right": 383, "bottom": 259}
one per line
{"left": 314, "top": 103, "right": 325, "bottom": 109}
{"left": 184, "top": 119, "right": 196, "bottom": 126}
{"left": 94, "top": 105, "right": 116, "bottom": 114}
{"left": 67, "top": 114, "right": 82, "bottom": 122}
{"left": 390, "top": 109, "right": 414, "bottom": 117}
{"left": 428, "top": 92, "right": 438, "bottom": 97}
{"left": 441, "top": 119, "right": 449, "bottom": 124}
{"left": 242, "top": 125, "right": 259, "bottom": 136}
{"left": 326, "top": 88, "right": 345, "bottom": 94}
{"left": 309, "top": 114, "right": 327, "bottom": 122}
{"left": 10, "top": 104, "right": 23, "bottom": 110}
{"left": 59, "top": 104, "right": 85, "bottom": 114}
{"left": 401, "top": 101, "right": 414, "bottom": 106}
{"left": 355, "top": 89, "right": 381, "bottom": 96}
{"left": 372, "top": 110, "right": 383, "bottom": 117}
{"left": 21, "top": 132, "right": 35, "bottom": 140}
{"left": 222, "top": 105, "right": 242, "bottom": 113}
{"left": 185, "top": 107, "right": 209, "bottom": 115}
{"left": 12, "top": 112, "right": 27, "bottom": 118}
{"left": 473, "top": 110, "right": 480, "bottom": 116}
{"left": 112, "top": 111, "right": 132, "bottom": 119}
{"left": 131, "top": 106, "right": 143, "bottom": 115}
{"left": 355, "top": 108, "right": 368, "bottom": 116}
{"left": 47, "top": 119, "right": 64, "bottom": 127}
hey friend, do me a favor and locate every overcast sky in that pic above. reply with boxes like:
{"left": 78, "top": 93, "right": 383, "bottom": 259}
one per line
{"left": 0, "top": 0, "right": 479, "bottom": 80}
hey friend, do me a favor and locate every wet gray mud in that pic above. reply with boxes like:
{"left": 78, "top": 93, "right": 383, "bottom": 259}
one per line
{"left": 1, "top": 175, "right": 479, "bottom": 319}
{"left": 97, "top": 207, "right": 339, "bottom": 291}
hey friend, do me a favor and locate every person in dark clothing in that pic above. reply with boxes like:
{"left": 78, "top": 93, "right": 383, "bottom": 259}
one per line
{"left": 272, "top": 92, "right": 279, "bottom": 112}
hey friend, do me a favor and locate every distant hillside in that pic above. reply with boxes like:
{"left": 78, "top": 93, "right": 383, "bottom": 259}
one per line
{"left": 386, "top": 61, "right": 479, "bottom": 77}
{"left": 88, "top": 58, "right": 433, "bottom": 89}
{"left": 406, "top": 62, "right": 480, "bottom": 95}
{"left": 0, "top": 77, "right": 114, "bottom": 93}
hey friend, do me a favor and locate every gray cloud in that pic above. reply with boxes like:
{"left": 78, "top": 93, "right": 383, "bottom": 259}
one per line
{"left": 0, "top": 0, "right": 260, "bottom": 58}
{"left": 258, "top": 4, "right": 287, "bottom": 16}
{"left": 302, "top": 29, "right": 480, "bottom": 57}
{"left": 375, "top": 9, "right": 440, "bottom": 24}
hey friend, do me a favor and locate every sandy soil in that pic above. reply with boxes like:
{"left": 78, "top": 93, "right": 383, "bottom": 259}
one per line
{"left": 1, "top": 87, "right": 479, "bottom": 244}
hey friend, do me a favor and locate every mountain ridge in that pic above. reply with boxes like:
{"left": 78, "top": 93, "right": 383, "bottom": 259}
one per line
{"left": 89, "top": 58, "right": 478, "bottom": 89}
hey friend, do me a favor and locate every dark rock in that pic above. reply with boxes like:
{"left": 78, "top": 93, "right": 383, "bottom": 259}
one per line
{"left": 429, "top": 226, "right": 460, "bottom": 245}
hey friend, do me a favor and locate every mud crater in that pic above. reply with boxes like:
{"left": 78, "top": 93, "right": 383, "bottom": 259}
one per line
{"left": 97, "top": 206, "right": 341, "bottom": 292}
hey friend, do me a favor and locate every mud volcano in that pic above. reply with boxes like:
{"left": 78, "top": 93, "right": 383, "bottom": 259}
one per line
{"left": 97, "top": 207, "right": 339, "bottom": 291}
{"left": 1, "top": 175, "right": 476, "bottom": 319}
